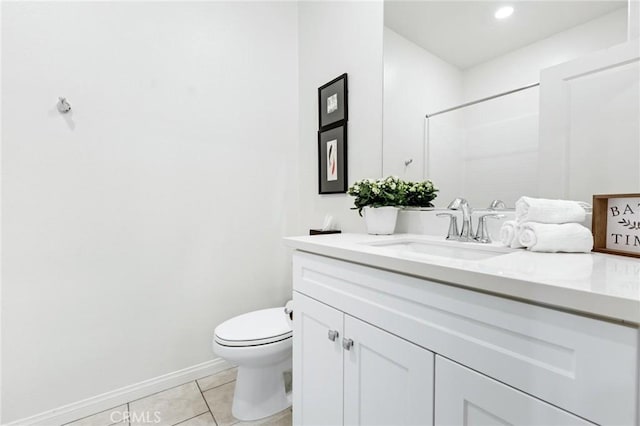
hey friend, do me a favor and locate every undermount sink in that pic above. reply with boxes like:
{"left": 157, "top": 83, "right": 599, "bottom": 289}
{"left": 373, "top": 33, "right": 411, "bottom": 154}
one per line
{"left": 365, "top": 238, "right": 511, "bottom": 261}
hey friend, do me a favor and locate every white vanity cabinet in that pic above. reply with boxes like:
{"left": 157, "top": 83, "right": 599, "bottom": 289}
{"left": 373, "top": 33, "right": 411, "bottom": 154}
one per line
{"left": 291, "top": 250, "right": 638, "bottom": 426}
{"left": 435, "top": 357, "right": 592, "bottom": 426}
{"left": 293, "top": 292, "right": 435, "bottom": 426}
{"left": 293, "top": 292, "right": 344, "bottom": 426}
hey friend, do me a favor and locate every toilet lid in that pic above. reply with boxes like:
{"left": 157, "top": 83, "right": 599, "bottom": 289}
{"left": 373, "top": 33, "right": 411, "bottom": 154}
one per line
{"left": 214, "top": 307, "right": 292, "bottom": 347}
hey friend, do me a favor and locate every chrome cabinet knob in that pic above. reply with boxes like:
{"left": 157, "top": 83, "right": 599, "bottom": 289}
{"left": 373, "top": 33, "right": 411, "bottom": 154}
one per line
{"left": 328, "top": 330, "right": 339, "bottom": 342}
{"left": 342, "top": 338, "right": 354, "bottom": 350}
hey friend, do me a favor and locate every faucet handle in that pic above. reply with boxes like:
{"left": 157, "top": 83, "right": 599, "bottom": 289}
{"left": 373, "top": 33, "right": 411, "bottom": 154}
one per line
{"left": 475, "top": 214, "right": 505, "bottom": 244}
{"left": 447, "top": 197, "right": 469, "bottom": 211}
{"left": 488, "top": 199, "right": 506, "bottom": 210}
{"left": 436, "top": 213, "right": 460, "bottom": 240}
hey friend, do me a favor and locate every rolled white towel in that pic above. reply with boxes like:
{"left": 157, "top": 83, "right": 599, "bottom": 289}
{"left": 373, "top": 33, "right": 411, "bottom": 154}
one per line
{"left": 518, "top": 222, "right": 593, "bottom": 253}
{"left": 515, "top": 196, "right": 586, "bottom": 224}
{"left": 499, "top": 220, "right": 525, "bottom": 248}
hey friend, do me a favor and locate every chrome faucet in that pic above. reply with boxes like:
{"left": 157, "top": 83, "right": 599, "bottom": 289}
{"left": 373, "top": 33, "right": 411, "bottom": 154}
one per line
{"left": 435, "top": 212, "right": 459, "bottom": 240}
{"left": 488, "top": 199, "right": 506, "bottom": 210}
{"left": 438, "top": 198, "right": 505, "bottom": 243}
{"left": 447, "top": 198, "right": 474, "bottom": 242}
{"left": 475, "top": 213, "right": 504, "bottom": 243}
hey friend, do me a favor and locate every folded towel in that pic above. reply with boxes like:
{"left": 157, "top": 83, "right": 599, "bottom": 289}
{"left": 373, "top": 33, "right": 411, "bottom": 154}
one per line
{"left": 499, "top": 220, "right": 525, "bottom": 248}
{"left": 515, "top": 196, "right": 586, "bottom": 224}
{"left": 518, "top": 222, "right": 594, "bottom": 253}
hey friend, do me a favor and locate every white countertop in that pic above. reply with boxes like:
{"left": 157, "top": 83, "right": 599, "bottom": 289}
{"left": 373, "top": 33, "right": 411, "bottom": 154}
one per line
{"left": 284, "top": 233, "right": 640, "bottom": 324}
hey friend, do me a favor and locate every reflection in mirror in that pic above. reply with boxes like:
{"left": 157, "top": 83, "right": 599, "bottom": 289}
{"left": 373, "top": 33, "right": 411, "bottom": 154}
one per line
{"left": 383, "top": 0, "right": 629, "bottom": 208}
{"left": 427, "top": 84, "right": 539, "bottom": 208}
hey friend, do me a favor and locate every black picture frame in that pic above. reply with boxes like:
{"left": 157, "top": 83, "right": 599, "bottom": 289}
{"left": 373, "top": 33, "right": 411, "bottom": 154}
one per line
{"left": 318, "top": 73, "right": 348, "bottom": 130}
{"left": 318, "top": 123, "right": 348, "bottom": 194}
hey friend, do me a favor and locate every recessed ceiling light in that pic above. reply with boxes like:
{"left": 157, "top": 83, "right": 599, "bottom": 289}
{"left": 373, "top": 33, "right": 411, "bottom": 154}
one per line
{"left": 494, "top": 6, "right": 514, "bottom": 20}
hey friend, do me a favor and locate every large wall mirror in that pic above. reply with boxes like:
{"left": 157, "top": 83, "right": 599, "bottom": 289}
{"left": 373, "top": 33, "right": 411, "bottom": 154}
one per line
{"left": 383, "top": 0, "right": 637, "bottom": 208}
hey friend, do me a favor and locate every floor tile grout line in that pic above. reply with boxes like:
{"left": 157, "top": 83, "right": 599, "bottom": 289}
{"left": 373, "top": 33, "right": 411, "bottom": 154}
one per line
{"left": 196, "top": 367, "right": 236, "bottom": 385}
{"left": 197, "top": 368, "right": 238, "bottom": 393}
{"left": 113, "top": 402, "right": 130, "bottom": 426}
{"left": 196, "top": 379, "right": 219, "bottom": 426}
{"left": 127, "top": 380, "right": 208, "bottom": 426}
{"left": 107, "top": 403, "right": 126, "bottom": 426}
{"left": 62, "top": 403, "right": 127, "bottom": 426}
{"left": 169, "top": 406, "right": 212, "bottom": 426}
{"left": 199, "top": 376, "right": 237, "bottom": 394}
{"left": 127, "top": 380, "right": 198, "bottom": 405}
{"left": 67, "top": 370, "right": 238, "bottom": 426}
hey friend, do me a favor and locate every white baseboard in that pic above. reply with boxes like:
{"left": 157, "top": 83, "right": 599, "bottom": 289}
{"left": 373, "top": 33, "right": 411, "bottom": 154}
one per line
{"left": 4, "top": 357, "right": 233, "bottom": 426}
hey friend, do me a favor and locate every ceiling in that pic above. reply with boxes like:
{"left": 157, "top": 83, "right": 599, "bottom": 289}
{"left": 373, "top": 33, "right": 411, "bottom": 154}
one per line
{"left": 384, "top": 0, "right": 627, "bottom": 69}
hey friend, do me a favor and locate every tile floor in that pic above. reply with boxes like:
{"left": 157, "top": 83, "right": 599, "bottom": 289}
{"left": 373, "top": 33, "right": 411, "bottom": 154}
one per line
{"left": 64, "top": 368, "right": 292, "bottom": 426}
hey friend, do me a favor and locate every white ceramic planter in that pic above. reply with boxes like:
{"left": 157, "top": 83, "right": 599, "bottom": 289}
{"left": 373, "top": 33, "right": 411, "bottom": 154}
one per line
{"left": 363, "top": 206, "right": 400, "bottom": 235}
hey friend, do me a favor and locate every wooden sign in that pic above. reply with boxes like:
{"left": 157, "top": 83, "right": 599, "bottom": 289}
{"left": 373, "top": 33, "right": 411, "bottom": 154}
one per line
{"left": 592, "top": 193, "right": 640, "bottom": 258}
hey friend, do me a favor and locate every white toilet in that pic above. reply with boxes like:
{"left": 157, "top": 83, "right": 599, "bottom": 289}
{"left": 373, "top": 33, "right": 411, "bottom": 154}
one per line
{"left": 213, "top": 307, "right": 292, "bottom": 421}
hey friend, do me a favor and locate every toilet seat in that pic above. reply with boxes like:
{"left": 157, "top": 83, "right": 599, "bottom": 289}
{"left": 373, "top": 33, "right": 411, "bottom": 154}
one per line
{"left": 214, "top": 307, "right": 292, "bottom": 347}
{"left": 212, "top": 305, "right": 293, "bottom": 420}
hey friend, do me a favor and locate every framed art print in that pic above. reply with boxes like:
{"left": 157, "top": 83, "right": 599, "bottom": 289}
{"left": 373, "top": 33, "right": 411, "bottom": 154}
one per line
{"left": 318, "top": 73, "right": 348, "bottom": 130}
{"left": 318, "top": 124, "right": 347, "bottom": 194}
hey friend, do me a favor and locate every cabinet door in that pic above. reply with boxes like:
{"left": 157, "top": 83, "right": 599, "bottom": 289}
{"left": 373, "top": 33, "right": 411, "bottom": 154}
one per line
{"left": 344, "top": 315, "right": 434, "bottom": 426}
{"left": 435, "top": 356, "right": 594, "bottom": 426}
{"left": 293, "top": 292, "right": 344, "bottom": 426}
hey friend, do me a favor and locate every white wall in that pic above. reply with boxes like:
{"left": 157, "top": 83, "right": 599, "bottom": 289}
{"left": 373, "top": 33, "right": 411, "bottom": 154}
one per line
{"left": 460, "top": 87, "right": 539, "bottom": 208}
{"left": 538, "top": 40, "right": 640, "bottom": 202}
{"left": 383, "top": 27, "right": 462, "bottom": 181}
{"left": 630, "top": 0, "right": 640, "bottom": 39}
{"left": 0, "top": 1, "right": 4, "bottom": 421}
{"left": 1, "top": 2, "right": 298, "bottom": 422}
{"left": 463, "top": 7, "right": 628, "bottom": 101}
{"left": 426, "top": 86, "right": 539, "bottom": 208}
{"left": 297, "top": 1, "right": 384, "bottom": 234}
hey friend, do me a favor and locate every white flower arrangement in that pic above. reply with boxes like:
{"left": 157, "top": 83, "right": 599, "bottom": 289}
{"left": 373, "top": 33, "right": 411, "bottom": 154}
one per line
{"left": 347, "top": 176, "right": 438, "bottom": 216}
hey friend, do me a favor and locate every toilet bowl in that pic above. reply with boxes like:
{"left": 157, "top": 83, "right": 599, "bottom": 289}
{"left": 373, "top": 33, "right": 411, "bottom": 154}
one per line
{"left": 213, "top": 307, "right": 292, "bottom": 421}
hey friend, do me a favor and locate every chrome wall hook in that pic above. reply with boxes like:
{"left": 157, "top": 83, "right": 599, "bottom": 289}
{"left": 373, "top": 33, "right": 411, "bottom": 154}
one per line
{"left": 57, "top": 97, "right": 71, "bottom": 114}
